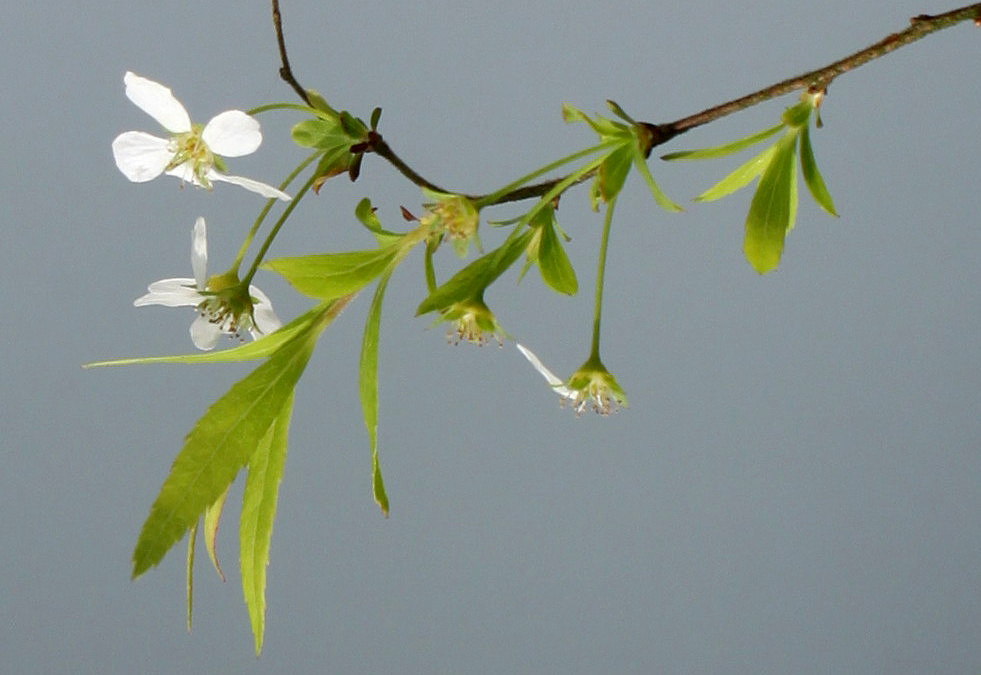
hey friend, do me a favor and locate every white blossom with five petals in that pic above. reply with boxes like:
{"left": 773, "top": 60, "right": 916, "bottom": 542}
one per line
{"left": 134, "top": 217, "right": 282, "bottom": 350}
{"left": 112, "top": 72, "right": 290, "bottom": 201}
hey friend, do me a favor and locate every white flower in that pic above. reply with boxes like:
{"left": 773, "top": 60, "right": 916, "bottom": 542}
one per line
{"left": 516, "top": 343, "right": 576, "bottom": 401}
{"left": 135, "top": 217, "right": 282, "bottom": 350}
{"left": 112, "top": 72, "right": 290, "bottom": 201}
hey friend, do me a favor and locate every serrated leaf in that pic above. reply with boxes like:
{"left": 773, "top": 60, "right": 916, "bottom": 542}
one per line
{"left": 131, "top": 301, "right": 339, "bottom": 578}
{"left": 661, "top": 123, "right": 783, "bottom": 160}
{"left": 743, "top": 134, "right": 798, "bottom": 274}
{"left": 416, "top": 230, "right": 534, "bottom": 315}
{"left": 264, "top": 245, "right": 400, "bottom": 300}
{"left": 359, "top": 271, "right": 393, "bottom": 517}
{"left": 695, "top": 143, "right": 778, "bottom": 203}
{"left": 799, "top": 124, "right": 838, "bottom": 216}
{"left": 534, "top": 207, "right": 578, "bottom": 295}
{"left": 203, "top": 486, "right": 229, "bottom": 582}
{"left": 240, "top": 393, "right": 292, "bottom": 656}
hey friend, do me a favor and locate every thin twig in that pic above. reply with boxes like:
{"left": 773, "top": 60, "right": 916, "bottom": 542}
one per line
{"left": 272, "top": 0, "right": 312, "bottom": 107}
{"left": 665, "top": 4, "right": 981, "bottom": 136}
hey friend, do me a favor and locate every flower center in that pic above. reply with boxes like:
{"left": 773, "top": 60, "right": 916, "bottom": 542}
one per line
{"left": 167, "top": 125, "right": 215, "bottom": 188}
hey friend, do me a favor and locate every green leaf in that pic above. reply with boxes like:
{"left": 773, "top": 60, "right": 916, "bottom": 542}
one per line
{"left": 416, "top": 229, "right": 534, "bottom": 315}
{"left": 781, "top": 101, "right": 812, "bottom": 128}
{"left": 534, "top": 207, "right": 578, "bottom": 295}
{"left": 203, "top": 487, "right": 229, "bottom": 582}
{"left": 597, "top": 144, "right": 634, "bottom": 203}
{"left": 131, "top": 301, "right": 339, "bottom": 578}
{"left": 632, "top": 150, "right": 684, "bottom": 212}
{"left": 305, "top": 89, "right": 337, "bottom": 117}
{"left": 799, "top": 124, "right": 838, "bottom": 216}
{"left": 359, "top": 271, "right": 393, "bottom": 517}
{"left": 84, "top": 303, "right": 330, "bottom": 367}
{"left": 743, "top": 134, "right": 799, "bottom": 274}
{"left": 186, "top": 520, "right": 196, "bottom": 632}
{"left": 355, "top": 197, "right": 404, "bottom": 244}
{"left": 695, "top": 143, "right": 778, "bottom": 203}
{"left": 264, "top": 245, "right": 400, "bottom": 300}
{"left": 661, "top": 123, "right": 783, "bottom": 160}
{"left": 240, "top": 393, "right": 293, "bottom": 656}
{"left": 291, "top": 118, "right": 347, "bottom": 149}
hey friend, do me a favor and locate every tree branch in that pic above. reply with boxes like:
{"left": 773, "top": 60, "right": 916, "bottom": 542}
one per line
{"left": 271, "top": 2, "right": 980, "bottom": 205}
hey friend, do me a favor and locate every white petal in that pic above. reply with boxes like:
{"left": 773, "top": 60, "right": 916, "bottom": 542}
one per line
{"left": 516, "top": 343, "right": 576, "bottom": 400}
{"left": 191, "top": 218, "right": 208, "bottom": 289}
{"left": 112, "top": 131, "right": 173, "bottom": 182}
{"left": 208, "top": 172, "right": 291, "bottom": 201}
{"left": 247, "top": 285, "right": 282, "bottom": 337}
{"left": 134, "top": 278, "right": 201, "bottom": 307}
{"left": 202, "top": 110, "right": 262, "bottom": 157}
{"left": 164, "top": 162, "right": 207, "bottom": 187}
{"left": 123, "top": 72, "right": 191, "bottom": 133}
{"left": 190, "top": 315, "right": 222, "bottom": 351}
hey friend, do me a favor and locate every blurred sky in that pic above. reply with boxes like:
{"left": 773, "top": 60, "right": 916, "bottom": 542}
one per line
{"left": 2, "top": 2, "right": 979, "bottom": 673}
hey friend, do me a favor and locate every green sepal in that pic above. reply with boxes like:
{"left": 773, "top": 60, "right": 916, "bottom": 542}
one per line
{"left": 694, "top": 143, "right": 778, "bottom": 203}
{"left": 799, "top": 124, "right": 838, "bottom": 216}
{"left": 743, "top": 133, "right": 799, "bottom": 274}
{"left": 264, "top": 244, "right": 401, "bottom": 300}
{"left": 416, "top": 230, "right": 534, "bottom": 315}
{"left": 130, "top": 301, "right": 340, "bottom": 578}
{"left": 359, "top": 271, "right": 393, "bottom": 517}
{"left": 661, "top": 123, "right": 783, "bottom": 160}
{"left": 240, "top": 392, "right": 293, "bottom": 656}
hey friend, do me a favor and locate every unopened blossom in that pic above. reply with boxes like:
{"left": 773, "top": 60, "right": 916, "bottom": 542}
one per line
{"left": 517, "top": 343, "right": 627, "bottom": 415}
{"left": 112, "top": 72, "right": 290, "bottom": 201}
{"left": 134, "top": 217, "right": 281, "bottom": 350}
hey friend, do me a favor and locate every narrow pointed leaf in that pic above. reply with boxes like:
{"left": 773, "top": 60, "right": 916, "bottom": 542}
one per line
{"left": 359, "top": 271, "right": 394, "bottom": 517}
{"left": 186, "top": 520, "right": 197, "bottom": 632}
{"left": 743, "top": 134, "right": 798, "bottom": 274}
{"left": 84, "top": 303, "right": 328, "bottom": 367}
{"left": 695, "top": 143, "right": 778, "bottom": 203}
{"left": 240, "top": 393, "right": 293, "bottom": 656}
{"left": 633, "top": 151, "right": 684, "bottom": 212}
{"left": 661, "top": 123, "right": 783, "bottom": 160}
{"left": 131, "top": 302, "right": 339, "bottom": 578}
{"left": 799, "top": 125, "right": 838, "bottom": 216}
{"left": 264, "top": 245, "right": 399, "bottom": 300}
{"left": 203, "top": 486, "right": 229, "bottom": 582}
{"left": 416, "top": 230, "right": 534, "bottom": 315}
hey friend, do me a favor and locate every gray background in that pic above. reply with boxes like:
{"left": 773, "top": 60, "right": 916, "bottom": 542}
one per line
{"left": 2, "top": 1, "right": 979, "bottom": 673}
